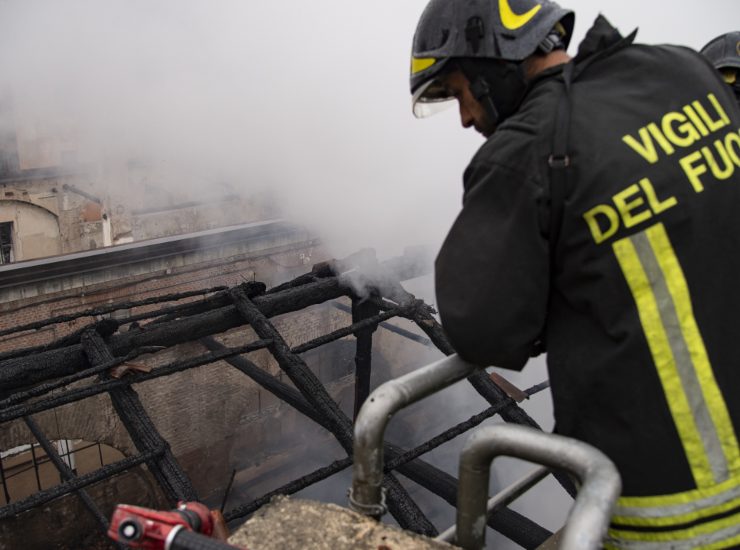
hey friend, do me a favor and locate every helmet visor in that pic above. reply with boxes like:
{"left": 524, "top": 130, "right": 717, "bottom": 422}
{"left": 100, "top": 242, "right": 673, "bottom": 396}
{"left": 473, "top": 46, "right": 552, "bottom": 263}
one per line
{"left": 412, "top": 77, "right": 455, "bottom": 118}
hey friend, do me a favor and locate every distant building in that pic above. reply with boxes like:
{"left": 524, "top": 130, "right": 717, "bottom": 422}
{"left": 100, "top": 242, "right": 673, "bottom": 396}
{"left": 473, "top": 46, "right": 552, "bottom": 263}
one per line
{"left": 0, "top": 90, "right": 279, "bottom": 265}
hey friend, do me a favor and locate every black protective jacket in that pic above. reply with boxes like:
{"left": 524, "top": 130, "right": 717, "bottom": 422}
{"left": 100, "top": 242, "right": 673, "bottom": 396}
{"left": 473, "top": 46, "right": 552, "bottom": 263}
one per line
{"left": 436, "top": 16, "right": 740, "bottom": 547}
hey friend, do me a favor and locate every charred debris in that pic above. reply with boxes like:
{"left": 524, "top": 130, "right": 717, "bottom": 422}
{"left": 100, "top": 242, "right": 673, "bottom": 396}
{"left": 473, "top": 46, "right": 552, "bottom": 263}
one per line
{"left": 0, "top": 250, "right": 570, "bottom": 549}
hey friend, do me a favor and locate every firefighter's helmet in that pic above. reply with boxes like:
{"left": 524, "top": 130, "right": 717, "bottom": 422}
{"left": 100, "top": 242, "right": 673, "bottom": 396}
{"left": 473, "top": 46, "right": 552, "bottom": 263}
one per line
{"left": 700, "top": 31, "right": 740, "bottom": 93}
{"left": 700, "top": 31, "right": 740, "bottom": 71}
{"left": 410, "top": 0, "right": 574, "bottom": 119}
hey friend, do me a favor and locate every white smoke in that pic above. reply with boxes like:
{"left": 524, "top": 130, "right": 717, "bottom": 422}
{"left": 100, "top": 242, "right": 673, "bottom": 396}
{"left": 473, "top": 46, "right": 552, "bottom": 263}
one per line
{"left": 1, "top": 1, "right": 737, "bottom": 547}
{"left": 0, "top": 0, "right": 735, "bottom": 260}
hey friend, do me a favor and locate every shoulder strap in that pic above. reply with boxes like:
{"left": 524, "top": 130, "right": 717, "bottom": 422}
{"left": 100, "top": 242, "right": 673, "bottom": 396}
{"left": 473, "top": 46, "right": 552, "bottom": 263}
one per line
{"left": 548, "top": 61, "right": 575, "bottom": 259}
{"left": 535, "top": 62, "right": 575, "bottom": 356}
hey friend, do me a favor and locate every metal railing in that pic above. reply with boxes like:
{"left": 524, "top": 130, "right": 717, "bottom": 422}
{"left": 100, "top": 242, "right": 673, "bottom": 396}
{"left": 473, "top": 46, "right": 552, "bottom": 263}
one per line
{"left": 350, "top": 354, "right": 480, "bottom": 516}
{"left": 452, "top": 424, "right": 621, "bottom": 549}
{"left": 351, "top": 355, "right": 622, "bottom": 550}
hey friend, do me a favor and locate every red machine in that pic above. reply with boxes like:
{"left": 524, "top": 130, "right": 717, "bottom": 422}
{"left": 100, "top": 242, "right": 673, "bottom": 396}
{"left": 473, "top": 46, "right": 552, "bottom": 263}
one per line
{"left": 108, "top": 501, "right": 244, "bottom": 550}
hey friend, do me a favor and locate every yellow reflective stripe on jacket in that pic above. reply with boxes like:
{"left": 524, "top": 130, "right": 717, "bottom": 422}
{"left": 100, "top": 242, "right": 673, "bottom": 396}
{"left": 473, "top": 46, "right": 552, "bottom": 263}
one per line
{"left": 646, "top": 226, "right": 740, "bottom": 477}
{"left": 618, "top": 475, "right": 740, "bottom": 510}
{"left": 605, "top": 530, "right": 740, "bottom": 550}
{"left": 612, "top": 223, "right": 740, "bottom": 488}
{"left": 614, "top": 493, "right": 740, "bottom": 528}
{"left": 703, "top": 533, "right": 740, "bottom": 550}
{"left": 608, "top": 509, "right": 740, "bottom": 546}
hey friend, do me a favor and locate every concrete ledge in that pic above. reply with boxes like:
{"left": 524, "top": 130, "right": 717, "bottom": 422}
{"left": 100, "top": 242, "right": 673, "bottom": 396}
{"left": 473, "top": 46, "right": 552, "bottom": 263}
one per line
{"left": 0, "top": 219, "right": 316, "bottom": 302}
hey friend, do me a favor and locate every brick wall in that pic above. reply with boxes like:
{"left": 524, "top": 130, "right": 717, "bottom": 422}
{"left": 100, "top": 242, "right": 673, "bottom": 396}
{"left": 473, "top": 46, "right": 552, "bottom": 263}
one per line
{"left": 0, "top": 239, "right": 436, "bottom": 548}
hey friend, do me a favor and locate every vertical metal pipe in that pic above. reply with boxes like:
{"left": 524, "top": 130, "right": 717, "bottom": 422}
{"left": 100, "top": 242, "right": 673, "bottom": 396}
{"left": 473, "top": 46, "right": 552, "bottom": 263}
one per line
{"left": 350, "top": 354, "right": 480, "bottom": 516}
{"left": 455, "top": 424, "right": 621, "bottom": 550}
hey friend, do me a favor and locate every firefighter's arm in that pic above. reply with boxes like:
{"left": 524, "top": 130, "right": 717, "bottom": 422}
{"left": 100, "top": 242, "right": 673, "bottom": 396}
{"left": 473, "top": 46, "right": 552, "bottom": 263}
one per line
{"left": 435, "top": 161, "right": 548, "bottom": 370}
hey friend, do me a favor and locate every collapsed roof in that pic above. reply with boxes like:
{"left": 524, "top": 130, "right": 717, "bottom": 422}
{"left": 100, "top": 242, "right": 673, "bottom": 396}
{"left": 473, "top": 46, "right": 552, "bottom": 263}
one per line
{"left": 0, "top": 251, "right": 568, "bottom": 548}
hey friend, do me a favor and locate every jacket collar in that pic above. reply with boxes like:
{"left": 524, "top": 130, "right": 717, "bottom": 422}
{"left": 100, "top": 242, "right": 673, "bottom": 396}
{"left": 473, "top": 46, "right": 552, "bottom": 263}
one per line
{"left": 525, "top": 16, "right": 637, "bottom": 90}
{"left": 574, "top": 15, "right": 638, "bottom": 66}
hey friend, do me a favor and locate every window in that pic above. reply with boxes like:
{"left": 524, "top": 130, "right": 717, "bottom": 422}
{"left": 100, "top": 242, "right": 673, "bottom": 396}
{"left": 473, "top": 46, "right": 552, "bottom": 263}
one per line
{"left": 0, "top": 222, "right": 13, "bottom": 264}
{"left": 0, "top": 440, "right": 125, "bottom": 505}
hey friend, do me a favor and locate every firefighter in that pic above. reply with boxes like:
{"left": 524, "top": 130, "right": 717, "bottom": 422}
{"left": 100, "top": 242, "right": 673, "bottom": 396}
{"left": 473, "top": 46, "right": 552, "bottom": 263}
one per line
{"left": 701, "top": 31, "right": 740, "bottom": 104}
{"left": 410, "top": 1, "right": 740, "bottom": 547}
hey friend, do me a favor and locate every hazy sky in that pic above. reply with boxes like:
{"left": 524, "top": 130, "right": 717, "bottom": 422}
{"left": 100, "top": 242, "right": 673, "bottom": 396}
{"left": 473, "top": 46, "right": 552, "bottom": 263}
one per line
{"left": 1, "top": 0, "right": 737, "bottom": 260}
{"left": 1, "top": 3, "right": 737, "bottom": 544}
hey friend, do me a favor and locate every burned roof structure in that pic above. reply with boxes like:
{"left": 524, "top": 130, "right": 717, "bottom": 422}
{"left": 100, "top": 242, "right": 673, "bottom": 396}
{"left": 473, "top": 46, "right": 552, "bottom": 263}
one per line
{"left": 0, "top": 252, "right": 573, "bottom": 549}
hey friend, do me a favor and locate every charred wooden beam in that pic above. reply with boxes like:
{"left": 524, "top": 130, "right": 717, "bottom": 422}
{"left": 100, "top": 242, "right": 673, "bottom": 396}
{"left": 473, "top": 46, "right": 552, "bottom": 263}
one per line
{"left": 351, "top": 299, "right": 379, "bottom": 420}
{"left": 383, "top": 379, "right": 549, "bottom": 472}
{"left": 0, "top": 251, "right": 428, "bottom": 389}
{"left": 206, "top": 339, "right": 547, "bottom": 547}
{"left": 266, "top": 262, "right": 336, "bottom": 294}
{"left": 227, "top": 288, "right": 437, "bottom": 536}
{"left": 223, "top": 458, "right": 353, "bottom": 522}
{"left": 332, "top": 302, "right": 432, "bottom": 347}
{"left": 0, "top": 319, "right": 119, "bottom": 363}
{"left": 0, "top": 259, "right": 554, "bottom": 545}
{"left": 81, "top": 331, "right": 197, "bottom": 503}
{"left": 0, "top": 286, "right": 229, "bottom": 339}
{"left": 229, "top": 288, "right": 353, "bottom": 447}
{"left": 392, "top": 451, "right": 552, "bottom": 549}
{"left": 143, "top": 282, "right": 267, "bottom": 326}
{"left": 0, "top": 345, "right": 165, "bottom": 409}
{"left": 0, "top": 446, "right": 163, "bottom": 520}
{"left": 397, "top": 293, "right": 577, "bottom": 499}
{"left": 290, "top": 308, "right": 400, "bottom": 355}
{"left": 22, "top": 415, "right": 114, "bottom": 543}
{"left": 0, "top": 340, "right": 271, "bottom": 424}
{"left": 383, "top": 475, "right": 438, "bottom": 535}
{"left": 0, "top": 278, "right": 348, "bottom": 394}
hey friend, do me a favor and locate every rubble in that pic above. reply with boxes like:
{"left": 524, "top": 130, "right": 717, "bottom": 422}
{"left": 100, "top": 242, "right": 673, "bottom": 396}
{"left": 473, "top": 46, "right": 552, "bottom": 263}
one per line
{"left": 228, "top": 496, "right": 454, "bottom": 550}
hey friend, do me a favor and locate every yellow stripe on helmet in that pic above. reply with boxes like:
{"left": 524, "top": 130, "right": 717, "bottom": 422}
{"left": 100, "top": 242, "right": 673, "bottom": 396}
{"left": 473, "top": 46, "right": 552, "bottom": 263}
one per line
{"left": 411, "top": 57, "right": 437, "bottom": 75}
{"left": 499, "top": 0, "right": 542, "bottom": 31}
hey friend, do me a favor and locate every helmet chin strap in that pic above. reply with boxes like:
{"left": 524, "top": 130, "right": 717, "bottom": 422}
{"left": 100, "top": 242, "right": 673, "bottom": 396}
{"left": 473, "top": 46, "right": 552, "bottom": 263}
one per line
{"left": 459, "top": 59, "right": 529, "bottom": 133}
{"left": 468, "top": 76, "right": 500, "bottom": 131}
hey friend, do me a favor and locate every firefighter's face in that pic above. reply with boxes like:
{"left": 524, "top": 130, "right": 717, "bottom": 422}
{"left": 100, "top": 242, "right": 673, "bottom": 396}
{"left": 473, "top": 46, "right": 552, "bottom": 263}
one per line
{"left": 443, "top": 70, "right": 494, "bottom": 138}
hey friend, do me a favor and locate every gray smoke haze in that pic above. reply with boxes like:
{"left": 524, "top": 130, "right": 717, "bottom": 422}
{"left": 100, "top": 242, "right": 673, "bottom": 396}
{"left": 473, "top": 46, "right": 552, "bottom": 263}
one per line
{"left": 2, "top": 0, "right": 734, "bottom": 259}
{"left": 1, "top": 1, "right": 738, "bottom": 547}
